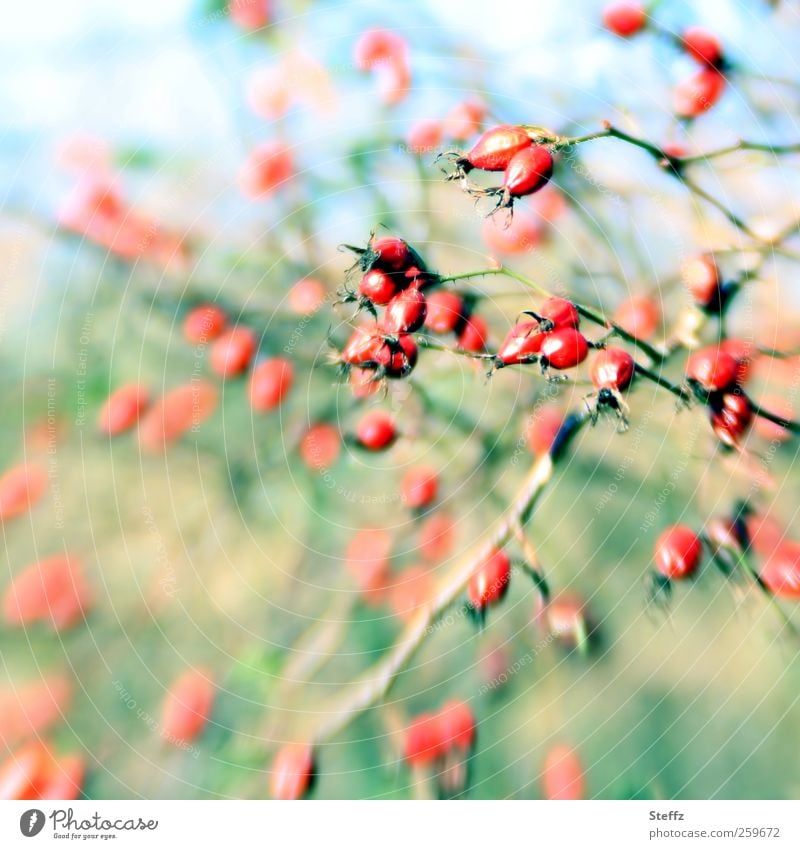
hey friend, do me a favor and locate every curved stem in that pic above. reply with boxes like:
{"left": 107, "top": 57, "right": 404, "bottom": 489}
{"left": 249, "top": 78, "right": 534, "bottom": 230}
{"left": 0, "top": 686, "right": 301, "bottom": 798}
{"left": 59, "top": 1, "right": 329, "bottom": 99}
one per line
{"left": 311, "top": 412, "right": 589, "bottom": 743}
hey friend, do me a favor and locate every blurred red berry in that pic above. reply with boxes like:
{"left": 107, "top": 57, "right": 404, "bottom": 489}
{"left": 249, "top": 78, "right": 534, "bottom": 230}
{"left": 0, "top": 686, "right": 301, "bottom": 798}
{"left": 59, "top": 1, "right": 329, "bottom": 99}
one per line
{"left": 457, "top": 314, "right": 489, "bottom": 352}
{"left": 249, "top": 358, "right": 294, "bottom": 412}
{"left": 546, "top": 593, "right": 590, "bottom": 650}
{"left": 0, "top": 675, "right": 73, "bottom": 749}
{"left": 355, "top": 410, "right": 396, "bottom": 451}
{"left": 270, "top": 743, "right": 315, "bottom": 800}
{"left": 760, "top": 543, "right": 800, "bottom": 599}
{"left": 682, "top": 26, "right": 723, "bottom": 67}
{"left": 161, "top": 668, "right": 215, "bottom": 745}
{"left": 138, "top": 381, "right": 218, "bottom": 451}
{"left": 719, "top": 338, "right": 756, "bottom": 385}
{"left": 654, "top": 525, "right": 703, "bottom": 580}
{"left": 299, "top": 423, "right": 340, "bottom": 470}
{"left": 354, "top": 29, "right": 407, "bottom": 70}
{"left": 228, "top": 0, "right": 269, "bottom": 30}
{"left": 210, "top": 327, "right": 257, "bottom": 378}
{"left": 613, "top": 295, "right": 660, "bottom": 340}
{"left": 36, "top": 753, "right": 85, "bottom": 801}
{"left": 682, "top": 254, "right": 721, "bottom": 308}
{"left": 345, "top": 528, "right": 392, "bottom": 602}
{"left": 438, "top": 701, "right": 476, "bottom": 751}
{"left": 442, "top": 99, "right": 486, "bottom": 141}
{"left": 527, "top": 406, "right": 564, "bottom": 456}
{"left": 184, "top": 304, "right": 227, "bottom": 344}
{"left": 288, "top": 278, "right": 326, "bottom": 314}
{"left": 400, "top": 466, "right": 439, "bottom": 509}
{"left": 542, "top": 744, "right": 586, "bottom": 800}
{"left": 407, "top": 120, "right": 442, "bottom": 154}
{"left": 97, "top": 384, "right": 149, "bottom": 435}
{"left": 540, "top": 328, "right": 589, "bottom": 370}
{"left": 602, "top": 1, "right": 647, "bottom": 37}
{"left": 404, "top": 713, "right": 445, "bottom": 766}
{"left": 390, "top": 565, "right": 433, "bottom": 622}
{"left": 745, "top": 512, "right": 786, "bottom": 557}
{"left": 349, "top": 366, "right": 380, "bottom": 399}
{"left": 0, "top": 741, "right": 50, "bottom": 800}
{"left": 468, "top": 548, "right": 511, "bottom": 610}
{"left": 3, "top": 555, "right": 92, "bottom": 630}
{"left": 686, "top": 347, "right": 739, "bottom": 392}
{"left": 673, "top": 68, "right": 726, "bottom": 118}
{"left": 0, "top": 463, "right": 47, "bottom": 522}
{"left": 239, "top": 141, "right": 293, "bottom": 198}
{"left": 417, "top": 512, "right": 456, "bottom": 562}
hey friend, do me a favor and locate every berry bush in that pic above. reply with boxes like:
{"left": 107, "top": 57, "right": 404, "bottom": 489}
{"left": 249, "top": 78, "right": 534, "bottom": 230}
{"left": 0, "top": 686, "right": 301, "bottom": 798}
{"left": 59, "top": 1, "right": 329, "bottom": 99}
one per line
{"left": 3, "top": 0, "right": 800, "bottom": 801}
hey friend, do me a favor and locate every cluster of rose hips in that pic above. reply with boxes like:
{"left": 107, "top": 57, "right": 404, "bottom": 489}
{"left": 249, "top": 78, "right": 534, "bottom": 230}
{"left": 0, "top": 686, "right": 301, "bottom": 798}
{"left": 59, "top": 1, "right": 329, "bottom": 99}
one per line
{"left": 441, "top": 124, "right": 555, "bottom": 213}
{"left": 602, "top": 2, "right": 727, "bottom": 119}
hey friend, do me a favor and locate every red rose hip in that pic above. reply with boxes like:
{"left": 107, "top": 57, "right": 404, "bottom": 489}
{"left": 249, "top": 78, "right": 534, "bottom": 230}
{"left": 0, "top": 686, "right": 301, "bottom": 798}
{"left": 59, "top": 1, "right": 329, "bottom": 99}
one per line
{"left": 654, "top": 525, "right": 703, "bottom": 580}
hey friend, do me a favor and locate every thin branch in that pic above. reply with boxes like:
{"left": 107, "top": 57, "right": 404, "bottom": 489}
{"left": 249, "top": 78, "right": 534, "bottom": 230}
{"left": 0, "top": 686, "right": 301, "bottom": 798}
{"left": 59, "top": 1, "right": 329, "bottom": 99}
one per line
{"left": 310, "top": 412, "right": 590, "bottom": 744}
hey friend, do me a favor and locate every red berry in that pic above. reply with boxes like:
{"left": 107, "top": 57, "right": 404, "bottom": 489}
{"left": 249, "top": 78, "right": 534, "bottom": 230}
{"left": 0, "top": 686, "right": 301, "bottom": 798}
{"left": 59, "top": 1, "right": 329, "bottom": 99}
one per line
{"left": 719, "top": 338, "right": 756, "bottom": 384}
{"left": 546, "top": 593, "right": 590, "bottom": 650}
{"left": 540, "top": 328, "right": 589, "bottom": 370}
{"left": 542, "top": 745, "right": 585, "bottom": 800}
{"left": 0, "top": 463, "right": 47, "bottom": 521}
{"left": 356, "top": 410, "right": 396, "bottom": 450}
{"left": 457, "top": 314, "right": 489, "bottom": 352}
{"left": 673, "top": 68, "right": 726, "bottom": 118}
{"left": 438, "top": 701, "right": 476, "bottom": 751}
{"left": 682, "top": 26, "right": 723, "bottom": 67}
{"left": 705, "top": 516, "right": 744, "bottom": 556}
{"left": 497, "top": 320, "right": 544, "bottom": 365}
{"left": 3, "top": 555, "right": 92, "bottom": 630}
{"left": 359, "top": 269, "right": 399, "bottom": 306}
{"left": 160, "top": 668, "right": 215, "bottom": 745}
{"left": 686, "top": 346, "right": 739, "bottom": 392}
{"left": 369, "top": 236, "right": 416, "bottom": 272}
{"left": 526, "top": 406, "right": 564, "bottom": 456}
{"left": 406, "top": 119, "right": 443, "bottom": 154}
{"left": 760, "top": 543, "right": 800, "bottom": 599}
{"left": 502, "top": 145, "right": 554, "bottom": 198}
{"left": 462, "top": 125, "right": 532, "bottom": 172}
{"left": 468, "top": 548, "right": 511, "bottom": 610}
{"left": 602, "top": 1, "right": 647, "bottom": 37}
{"left": 404, "top": 713, "right": 445, "bottom": 766}
{"left": 424, "top": 291, "right": 465, "bottom": 334}
{"left": 341, "top": 324, "right": 384, "bottom": 366}
{"left": 390, "top": 565, "right": 433, "bottom": 622}
{"left": 269, "top": 743, "right": 315, "bottom": 800}
{"left": 228, "top": 0, "right": 269, "bottom": 31}
{"left": 383, "top": 287, "right": 427, "bottom": 334}
{"left": 209, "top": 326, "right": 257, "bottom": 378}
{"left": 184, "top": 304, "right": 227, "bottom": 344}
{"left": 37, "top": 753, "right": 85, "bottom": 801}
{"left": 238, "top": 141, "right": 293, "bottom": 198}
{"left": 354, "top": 29, "right": 406, "bottom": 71}
{"left": 442, "top": 99, "right": 486, "bottom": 141}
{"left": 591, "top": 347, "right": 635, "bottom": 392}
{"left": 710, "top": 390, "right": 752, "bottom": 447}
{"left": 0, "top": 741, "right": 50, "bottom": 800}
{"left": 613, "top": 295, "right": 660, "bottom": 340}
{"left": 400, "top": 466, "right": 438, "bottom": 509}
{"left": 98, "top": 384, "right": 149, "bottom": 435}
{"left": 682, "top": 254, "right": 721, "bottom": 308}
{"left": 654, "top": 525, "right": 703, "bottom": 580}
{"left": 299, "top": 423, "right": 340, "bottom": 470}
{"left": 138, "top": 381, "right": 218, "bottom": 451}
{"left": 287, "top": 277, "right": 326, "bottom": 314}
{"left": 745, "top": 512, "right": 786, "bottom": 557}
{"left": 249, "top": 358, "right": 294, "bottom": 412}
{"left": 375, "top": 333, "right": 418, "bottom": 378}
{"left": 538, "top": 296, "right": 580, "bottom": 330}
